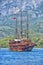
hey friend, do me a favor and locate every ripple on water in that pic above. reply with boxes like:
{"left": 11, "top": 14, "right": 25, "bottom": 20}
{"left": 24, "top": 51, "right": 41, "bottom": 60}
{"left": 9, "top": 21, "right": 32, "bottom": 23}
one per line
{"left": 0, "top": 48, "right": 43, "bottom": 65}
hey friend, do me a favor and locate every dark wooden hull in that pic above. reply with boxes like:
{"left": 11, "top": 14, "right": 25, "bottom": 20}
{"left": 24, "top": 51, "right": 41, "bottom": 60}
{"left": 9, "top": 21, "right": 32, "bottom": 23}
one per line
{"left": 9, "top": 39, "right": 37, "bottom": 51}
{"left": 9, "top": 45, "right": 34, "bottom": 51}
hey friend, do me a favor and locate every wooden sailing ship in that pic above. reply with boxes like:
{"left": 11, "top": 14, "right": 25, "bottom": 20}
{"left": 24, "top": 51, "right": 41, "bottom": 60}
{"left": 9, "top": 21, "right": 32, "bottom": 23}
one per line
{"left": 9, "top": 11, "right": 37, "bottom": 51}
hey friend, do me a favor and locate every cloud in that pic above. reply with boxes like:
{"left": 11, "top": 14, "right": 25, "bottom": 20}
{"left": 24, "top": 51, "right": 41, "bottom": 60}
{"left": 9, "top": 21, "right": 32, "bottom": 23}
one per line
{"left": 21, "top": 2, "right": 26, "bottom": 11}
{"left": 13, "top": 7, "right": 20, "bottom": 14}
{"left": 1, "top": 10, "right": 7, "bottom": 16}
{"left": 1, "top": 0, "right": 8, "bottom": 7}
{"left": 9, "top": 7, "right": 20, "bottom": 15}
{"left": 0, "top": 0, "right": 43, "bottom": 18}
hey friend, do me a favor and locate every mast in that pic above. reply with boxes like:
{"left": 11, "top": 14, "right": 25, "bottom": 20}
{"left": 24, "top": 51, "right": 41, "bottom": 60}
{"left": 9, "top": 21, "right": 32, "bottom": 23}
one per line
{"left": 15, "top": 18, "right": 18, "bottom": 39}
{"left": 20, "top": 0, "right": 23, "bottom": 38}
{"left": 13, "top": 17, "right": 18, "bottom": 39}
{"left": 26, "top": 12, "right": 28, "bottom": 39}
{"left": 20, "top": 11, "right": 23, "bottom": 38}
{"left": 13, "top": 0, "right": 18, "bottom": 39}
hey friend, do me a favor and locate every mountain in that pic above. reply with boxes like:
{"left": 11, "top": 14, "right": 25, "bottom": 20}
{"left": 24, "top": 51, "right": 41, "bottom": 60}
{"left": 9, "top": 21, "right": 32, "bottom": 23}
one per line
{"left": 0, "top": 0, "right": 43, "bottom": 38}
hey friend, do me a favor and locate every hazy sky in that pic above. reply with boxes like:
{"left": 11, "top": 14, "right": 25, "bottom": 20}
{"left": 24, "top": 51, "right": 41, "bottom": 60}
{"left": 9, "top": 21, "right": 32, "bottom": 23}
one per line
{"left": 0, "top": 0, "right": 43, "bottom": 17}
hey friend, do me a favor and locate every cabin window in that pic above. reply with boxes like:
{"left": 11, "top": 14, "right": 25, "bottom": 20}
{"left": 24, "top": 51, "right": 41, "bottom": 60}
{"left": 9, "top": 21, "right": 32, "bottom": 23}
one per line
{"left": 17, "top": 41, "right": 20, "bottom": 43}
{"left": 14, "top": 41, "right": 16, "bottom": 43}
{"left": 13, "top": 46, "right": 17, "bottom": 48}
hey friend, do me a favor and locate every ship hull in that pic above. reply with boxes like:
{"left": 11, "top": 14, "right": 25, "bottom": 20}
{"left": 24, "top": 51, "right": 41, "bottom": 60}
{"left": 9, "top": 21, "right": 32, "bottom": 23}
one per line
{"left": 9, "top": 43, "right": 35, "bottom": 51}
{"left": 9, "top": 46, "right": 34, "bottom": 51}
{"left": 9, "top": 39, "right": 37, "bottom": 51}
{"left": 24, "top": 46, "right": 34, "bottom": 51}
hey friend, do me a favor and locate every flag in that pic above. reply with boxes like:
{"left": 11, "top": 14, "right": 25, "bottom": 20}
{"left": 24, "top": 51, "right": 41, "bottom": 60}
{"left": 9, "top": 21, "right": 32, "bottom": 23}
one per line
{"left": 13, "top": 17, "right": 16, "bottom": 20}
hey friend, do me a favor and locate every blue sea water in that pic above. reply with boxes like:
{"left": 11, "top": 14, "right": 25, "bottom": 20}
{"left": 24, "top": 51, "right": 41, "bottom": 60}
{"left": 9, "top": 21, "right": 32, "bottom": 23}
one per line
{"left": 0, "top": 48, "right": 43, "bottom": 65}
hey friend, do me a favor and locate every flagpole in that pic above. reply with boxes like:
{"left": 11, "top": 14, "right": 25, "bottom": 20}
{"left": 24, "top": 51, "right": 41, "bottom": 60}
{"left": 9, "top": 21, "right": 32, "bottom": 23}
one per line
{"left": 26, "top": 11, "right": 28, "bottom": 39}
{"left": 13, "top": 17, "right": 18, "bottom": 39}
{"left": 13, "top": 0, "right": 18, "bottom": 39}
